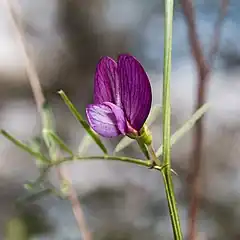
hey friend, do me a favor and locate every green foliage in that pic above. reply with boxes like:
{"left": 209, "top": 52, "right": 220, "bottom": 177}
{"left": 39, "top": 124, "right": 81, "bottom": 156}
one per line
{"left": 58, "top": 90, "right": 108, "bottom": 154}
{"left": 156, "top": 103, "right": 209, "bottom": 157}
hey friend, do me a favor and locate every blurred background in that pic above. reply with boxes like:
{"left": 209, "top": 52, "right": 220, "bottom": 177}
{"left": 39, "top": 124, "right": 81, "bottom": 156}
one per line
{"left": 1, "top": 0, "right": 240, "bottom": 239}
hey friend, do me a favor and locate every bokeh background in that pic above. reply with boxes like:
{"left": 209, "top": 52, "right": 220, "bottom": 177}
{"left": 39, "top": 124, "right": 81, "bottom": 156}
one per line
{"left": 1, "top": 0, "right": 240, "bottom": 239}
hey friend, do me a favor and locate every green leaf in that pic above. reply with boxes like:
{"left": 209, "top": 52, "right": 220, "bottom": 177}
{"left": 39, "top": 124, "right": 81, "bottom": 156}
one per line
{"left": 58, "top": 90, "right": 107, "bottom": 154}
{"left": 28, "top": 136, "right": 46, "bottom": 167}
{"left": 1, "top": 129, "right": 49, "bottom": 163}
{"left": 41, "top": 103, "right": 57, "bottom": 160}
{"left": 114, "top": 104, "right": 161, "bottom": 153}
{"left": 29, "top": 136, "right": 42, "bottom": 152}
{"left": 156, "top": 103, "right": 210, "bottom": 157}
{"left": 44, "top": 130, "right": 74, "bottom": 157}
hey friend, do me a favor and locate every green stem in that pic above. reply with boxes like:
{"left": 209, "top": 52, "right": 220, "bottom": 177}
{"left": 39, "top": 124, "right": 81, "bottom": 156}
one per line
{"left": 147, "top": 144, "right": 161, "bottom": 166}
{"left": 162, "top": 0, "right": 183, "bottom": 239}
{"left": 31, "top": 155, "right": 163, "bottom": 187}
{"left": 53, "top": 155, "right": 162, "bottom": 170}
{"left": 58, "top": 90, "right": 108, "bottom": 154}
{"left": 0, "top": 129, "right": 50, "bottom": 163}
{"left": 44, "top": 130, "right": 74, "bottom": 157}
{"left": 136, "top": 138, "right": 150, "bottom": 159}
{"left": 143, "top": 143, "right": 182, "bottom": 239}
{"left": 162, "top": 0, "right": 173, "bottom": 167}
{"left": 162, "top": 169, "right": 182, "bottom": 239}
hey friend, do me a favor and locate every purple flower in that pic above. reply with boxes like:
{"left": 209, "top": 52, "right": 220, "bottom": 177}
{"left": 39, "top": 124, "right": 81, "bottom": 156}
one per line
{"left": 86, "top": 54, "right": 152, "bottom": 138}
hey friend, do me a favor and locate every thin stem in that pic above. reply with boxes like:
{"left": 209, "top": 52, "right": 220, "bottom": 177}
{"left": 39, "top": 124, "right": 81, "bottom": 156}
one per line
{"left": 162, "top": 0, "right": 173, "bottom": 167}
{"left": 44, "top": 130, "right": 74, "bottom": 157}
{"left": 180, "top": 0, "right": 229, "bottom": 239}
{"left": 58, "top": 90, "right": 108, "bottom": 154}
{"left": 31, "top": 155, "right": 163, "bottom": 188}
{"left": 0, "top": 129, "right": 50, "bottom": 163}
{"left": 136, "top": 138, "right": 150, "bottom": 159}
{"left": 146, "top": 144, "right": 182, "bottom": 239}
{"left": 147, "top": 144, "right": 161, "bottom": 166}
{"left": 5, "top": 1, "right": 92, "bottom": 238}
{"left": 56, "top": 165, "right": 92, "bottom": 240}
{"left": 208, "top": 0, "right": 230, "bottom": 67}
{"left": 162, "top": 170, "right": 182, "bottom": 239}
{"left": 4, "top": 0, "right": 45, "bottom": 112}
{"left": 162, "top": 0, "right": 183, "bottom": 239}
{"left": 54, "top": 155, "right": 162, "bottom": 170}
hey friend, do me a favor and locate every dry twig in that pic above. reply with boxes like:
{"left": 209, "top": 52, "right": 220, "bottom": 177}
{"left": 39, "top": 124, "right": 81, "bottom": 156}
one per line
{"left": 5, "top": 1, "right": 92, "bottom": 239}
{"left": 180, "top": 0, "right": 229, "bottom": 239}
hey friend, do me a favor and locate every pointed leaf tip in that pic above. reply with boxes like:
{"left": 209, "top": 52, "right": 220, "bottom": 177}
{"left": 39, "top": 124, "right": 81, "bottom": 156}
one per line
{"left": 59, "top": 90, "right": 108, "bottom": 154}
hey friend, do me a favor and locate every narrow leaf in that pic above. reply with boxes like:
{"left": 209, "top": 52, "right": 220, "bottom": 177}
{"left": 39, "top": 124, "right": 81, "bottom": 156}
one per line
{"left": 29, "top": 136, "right": 46, "bottom": 167}
{"left": 1, "top": 129, "right": 49, "bottom": 163}
{"left": 58, "top": 90, "right": 108, "bottom": 154}
{"left": 41, "top": 102, "right": 57, "bottom": 158}
{"left": 44, "top": 130, "right": 74, "bottom": 156}
{"left": 41, "top": 101, "right": 55, "bottom": 131}
{"left": 156, "top": 103, "right": 210, "bottom": 157}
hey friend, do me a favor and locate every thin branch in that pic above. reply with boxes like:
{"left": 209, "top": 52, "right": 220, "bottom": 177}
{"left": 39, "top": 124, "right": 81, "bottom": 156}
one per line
{"left": 5, "top": 1, "right": 92, "bottom": 239}
{"left": 45, "top": 155, "right": 163, "bottom": 177}
{"left": 32, "top": 155, "right": 163, "bottom": 190}
{"left": 180, "top": 0, "right": 210, "bottom": 80}
{"left": 208, "top": 0, "right": 230, "bottom": 67}
{"left": 180, "top": 0, "right": 229, "bottom": 240}
{"left": 56, "top": 166, "right": 92, "bottom": 240}
{"left": 4, "top": 0, "right": 44, "bottom": 111}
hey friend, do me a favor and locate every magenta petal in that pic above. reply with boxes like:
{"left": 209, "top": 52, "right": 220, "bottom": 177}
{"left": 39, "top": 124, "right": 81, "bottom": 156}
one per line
{"left": 103, "top": 102, "right": 127, "bottom": 134}
{"left": 117, "top": 54, "right": 152, "bottom": 131}
{"left": 94, "top": 56, "right": 118, "bottom": 104}
{"left": 86, "top": 103, "right": 127, "bottom": 137}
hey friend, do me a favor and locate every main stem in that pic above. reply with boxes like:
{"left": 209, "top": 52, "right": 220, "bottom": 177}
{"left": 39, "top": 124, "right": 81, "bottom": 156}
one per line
{"left": 162, "top": 0, "right": 183, "bottom": 239}
{"left": 162, "top": 170, "right": 182, "bottom": 239}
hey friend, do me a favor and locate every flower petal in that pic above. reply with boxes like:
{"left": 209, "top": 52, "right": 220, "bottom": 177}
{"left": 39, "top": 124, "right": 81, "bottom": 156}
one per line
{"left": 103, "top": 102, "right": 127, "bottom": 134}
{"left": 117, "top": 54, "right": 152, "bottom": 131}
{"left": 94, "top": 56, "right": 119, "bottom": 104}
{"left": 86, "top": 103, "right": 127, "bottom": 137}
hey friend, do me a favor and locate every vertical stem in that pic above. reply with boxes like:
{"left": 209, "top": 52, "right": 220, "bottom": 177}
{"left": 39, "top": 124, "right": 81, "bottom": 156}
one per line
{"left": 162, "top": 0, "right": 183, "bottom": 239}
{"left": 162, "top": 0, "right": 173, "bottom": 166}
{"left": 162, "top": 170, "right": 182, "bottom": 239}
{"left": 180, "top": 1, "right": 229, "bottom": 239}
